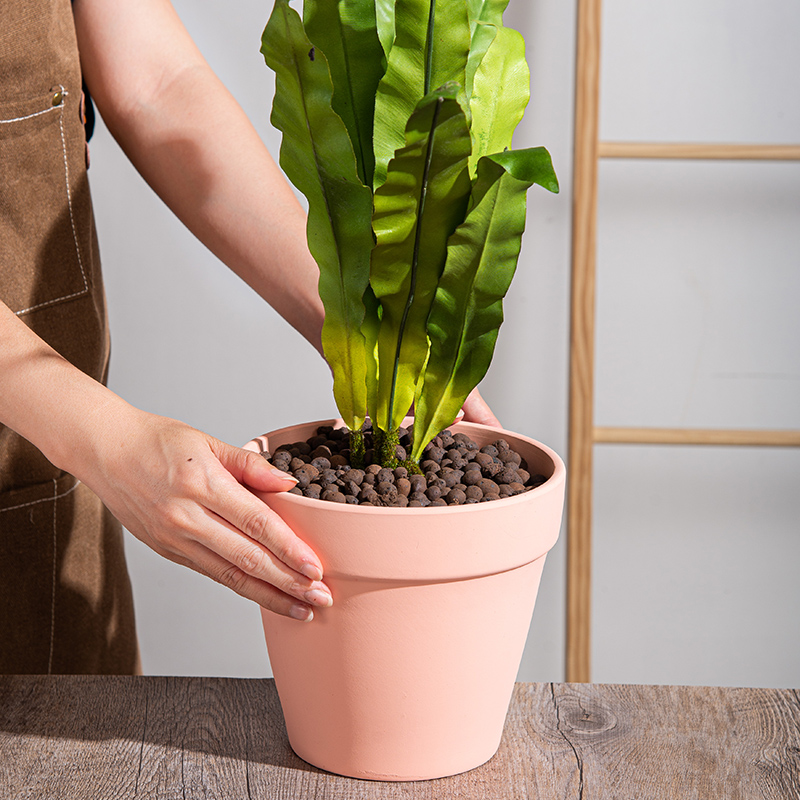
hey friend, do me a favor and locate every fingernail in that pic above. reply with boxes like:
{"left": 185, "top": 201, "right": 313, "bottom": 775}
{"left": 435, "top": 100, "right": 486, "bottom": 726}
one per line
{"left": 304, "top": 588, "right": 333, "bottom": 607}
{"left": 289, "top": 603, "right": 314, "bottom": 622}
{"left": 270, "top": 464, "right": 298, "bottom": 483}
{"left": 299, "top": 562, "right": 323, "bottom": 582}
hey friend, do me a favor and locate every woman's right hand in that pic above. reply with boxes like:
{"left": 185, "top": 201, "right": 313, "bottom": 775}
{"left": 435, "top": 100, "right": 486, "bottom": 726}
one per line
{"left": 1, "top": 302, "right": 330, "bottom": 620}
{"left": 80, "top": 406, "right": 333, "bottom": 621}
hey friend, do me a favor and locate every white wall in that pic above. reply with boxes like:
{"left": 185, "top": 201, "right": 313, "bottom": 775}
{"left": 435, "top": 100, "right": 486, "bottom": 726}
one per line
{"left": 590, "top": 0, "right": 800, "bottom": 689}
{"left": 88, "top": 0, "right": 800, "bottom": 686}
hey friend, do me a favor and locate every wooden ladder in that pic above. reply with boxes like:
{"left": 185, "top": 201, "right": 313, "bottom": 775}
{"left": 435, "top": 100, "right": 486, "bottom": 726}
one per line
{"left": 566, "top": 0, "right": 800, "bottom": 683}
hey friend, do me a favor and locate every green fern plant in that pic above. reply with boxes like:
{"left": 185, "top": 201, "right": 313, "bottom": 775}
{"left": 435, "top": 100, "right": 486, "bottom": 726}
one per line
{"left": 262, "top": 0, "right": 558, "bottom": 469}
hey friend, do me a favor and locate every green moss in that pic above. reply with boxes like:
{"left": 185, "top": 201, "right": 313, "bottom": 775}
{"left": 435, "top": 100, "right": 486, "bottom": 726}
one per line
{"left": 349, "top": 429, "right": 366, "bottom": 469}
{"left": 373, "top": 427, "right": 400, "bottom": 469}
{"left": 400, "top": 458, "right": 423, "bottom": 475}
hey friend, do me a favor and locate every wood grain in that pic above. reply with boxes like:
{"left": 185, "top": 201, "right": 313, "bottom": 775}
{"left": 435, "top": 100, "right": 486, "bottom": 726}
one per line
{"left": 594, "top": 427, "right": 800, "bottom": 447}
{"left": 567, "top": 0, "right": 603, "bottom": 685}
{"left": 598, "top": 141, "right": 800, "bottom": 161}
{"left": 1, "top": 678, "right": 798, "bottom": 799}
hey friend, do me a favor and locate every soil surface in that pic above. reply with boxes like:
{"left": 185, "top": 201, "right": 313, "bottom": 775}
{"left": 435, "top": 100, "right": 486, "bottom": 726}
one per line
{"left": 262, "top": 424, "right": 547, "bottom": 507}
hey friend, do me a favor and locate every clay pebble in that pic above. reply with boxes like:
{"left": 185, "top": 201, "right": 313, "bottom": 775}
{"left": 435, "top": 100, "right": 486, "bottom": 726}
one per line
{"left": 262, "top": 424, "right": 548, "bottom": 508}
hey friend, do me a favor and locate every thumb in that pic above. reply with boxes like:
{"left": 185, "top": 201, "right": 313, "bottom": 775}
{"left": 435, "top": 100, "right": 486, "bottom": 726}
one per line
{"left": 211, "top": 439, "right": 298, "bottom": 492}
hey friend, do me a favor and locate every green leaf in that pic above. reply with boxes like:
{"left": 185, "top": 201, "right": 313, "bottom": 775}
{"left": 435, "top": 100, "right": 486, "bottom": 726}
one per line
{"left": 370, "top": 85, "right": 472, "bottom": 432}
{"left": 372, "top": 0, "right": 471, "bottom": 189}
{"left": 375, "top": 0, "right": 396, "bottom": 58}
{"left": 411, "top": 147, "right": 558, "bottom": 459}
{"left": 465, "top": 22, "right": 497, "bottom": 108}
{"left": 464, "top": 0, "right": 511, "bottom": 102}
{"left": 262, "top": 0, "right": 374, "bottom": 429}
{"left": 466, "top": 0, "right": 509, "bottom": 31}
{"left": 464, "top": 0, "right": 510, "bottom": 103}
{"left": 468, "top": 25, "right": 530, "bottom": 176}
{"left": 303, "top": 0, "right": 385, "bottom": 187}
{"left": 490, "top": 146, "right": 560, "bottom": 192}
{"left": 361, "top": 284, "right": 381, "bottom": 422}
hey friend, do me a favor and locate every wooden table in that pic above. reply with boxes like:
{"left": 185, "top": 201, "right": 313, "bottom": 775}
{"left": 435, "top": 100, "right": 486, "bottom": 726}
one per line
{"left": 1, "top": 677, "right": 798, "bottom": 798}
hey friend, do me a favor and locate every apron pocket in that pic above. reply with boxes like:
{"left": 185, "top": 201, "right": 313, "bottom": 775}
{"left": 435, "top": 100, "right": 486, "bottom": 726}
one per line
{"left": 0, "top": 474, "right": 139, "bottom": 674}
{"left": 0, "top": 87, "right": 90, "bottom": 316}
{"left": 0, "top": 473, "right": 79, "bottom": 673}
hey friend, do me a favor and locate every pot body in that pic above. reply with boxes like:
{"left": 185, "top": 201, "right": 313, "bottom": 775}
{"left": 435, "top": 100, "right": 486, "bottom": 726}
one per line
{"left": 246, "top": 420, "right": 565, "bottom": 781}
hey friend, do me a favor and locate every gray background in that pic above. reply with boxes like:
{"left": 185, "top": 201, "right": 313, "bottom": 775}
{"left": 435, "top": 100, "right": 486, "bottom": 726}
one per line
{"left": 87, "top": 0, "right": 800, "bottom": 686}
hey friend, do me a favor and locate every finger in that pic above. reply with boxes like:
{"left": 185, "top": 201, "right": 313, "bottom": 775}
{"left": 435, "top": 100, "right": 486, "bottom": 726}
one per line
{"left": 195, "top": 504, "right": 333, "bottom": 607}
{"left": 212, "top": 439, "right": 299, "bottom": 493}
{"left": 133, "top": 501, "right": 331, "bottom": 610}
{"left": 461, "top": 388, "right": 502, "bottom": 428}
{"left": 209, "top": 444, "right": 325, "bottom": 582}
{"left": 212, "top": 482, "right": 325, "bottom": 582}
{"left": 182, "top": 539, "right": 317, "bottom": 621}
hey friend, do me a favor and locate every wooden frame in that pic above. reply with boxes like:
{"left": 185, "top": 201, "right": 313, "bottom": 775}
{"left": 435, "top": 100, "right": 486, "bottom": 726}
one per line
{"left": 598, "top": 142, "right": 800, "bottom": 161}
{"left": 566, "top": 0, "right": 800, "bottom": 683}
{"left": 567, "top": 0, "right": 602, "bottom": 686}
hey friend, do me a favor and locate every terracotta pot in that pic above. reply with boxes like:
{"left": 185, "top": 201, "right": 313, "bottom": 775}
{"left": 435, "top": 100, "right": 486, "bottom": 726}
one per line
{"left": 245, "top": 419, "right": 565, "bottom": 781}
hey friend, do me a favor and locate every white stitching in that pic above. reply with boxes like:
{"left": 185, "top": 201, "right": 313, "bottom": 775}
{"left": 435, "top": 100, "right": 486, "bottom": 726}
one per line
{"left": 11, "top": 88, "right": 90, "bottom": 316}
{"left": 0, "top": 479, "right": 81, "bottom": 513}
{"left": 0, "top": 105, "right": 60, "bottom": 125}
{"left": 0, "top": 476, "right": 79, "bottom": 673}
{"left": 48, "top": 478, "right": 58, "bottom": 675}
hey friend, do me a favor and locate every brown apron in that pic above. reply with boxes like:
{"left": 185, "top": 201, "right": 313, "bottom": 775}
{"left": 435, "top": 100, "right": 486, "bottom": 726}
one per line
{"left": 0, "top": 0, "right": 139, "bottom": 673}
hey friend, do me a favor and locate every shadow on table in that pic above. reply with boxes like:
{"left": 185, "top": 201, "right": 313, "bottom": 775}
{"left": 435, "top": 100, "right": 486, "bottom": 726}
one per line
{"left": 0, "top": 675, "right": 323, "bottom": 775}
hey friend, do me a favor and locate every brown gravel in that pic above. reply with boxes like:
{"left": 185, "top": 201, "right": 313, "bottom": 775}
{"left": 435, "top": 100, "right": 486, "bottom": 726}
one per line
{"left": 263, "top": 424, "right": 548, "bottom": 507}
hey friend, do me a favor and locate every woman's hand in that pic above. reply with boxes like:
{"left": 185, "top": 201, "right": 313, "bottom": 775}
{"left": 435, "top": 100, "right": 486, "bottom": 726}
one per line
{"left": 460, "top": 387, "right": 502, "bottom": 428}
{"left": 82, "top": 408, "right": 332, "bottom": 621}
{"left": 0, "top": 306, "right": 329, "bottom": 621}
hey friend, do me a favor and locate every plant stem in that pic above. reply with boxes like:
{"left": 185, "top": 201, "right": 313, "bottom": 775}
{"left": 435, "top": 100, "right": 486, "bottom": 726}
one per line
{"left": 385, "top": 96, "right": 444, "bottom": 425}
{"left": 349, "top": 429, "right": 366, "bottom": 469}
{"left": 374, "top": 427, "right": 400, "bottom": 468}
{"left": 424, "top": 0, "right": 436, "bottom": 95}
{"left": 402, "top": 458, "right": 423, "bottom": 475}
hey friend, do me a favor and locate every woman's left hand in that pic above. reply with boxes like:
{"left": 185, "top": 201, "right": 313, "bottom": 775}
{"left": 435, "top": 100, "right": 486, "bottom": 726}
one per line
{"left": 460, "top": 388, "right": 502, "bottom": 428}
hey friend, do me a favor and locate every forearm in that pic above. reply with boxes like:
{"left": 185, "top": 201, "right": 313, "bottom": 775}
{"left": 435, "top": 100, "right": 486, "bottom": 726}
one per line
{"left": 73, "top": 0, "right": 324, "bottom": 354}
{"left": 0, "top": 302, "right": 330, "bottom": 616}
{"left": 0, "top": 301, "right": 134, "bottom": 480}
{"left": 113, "top": 71, "right": 324, "bottom": 354}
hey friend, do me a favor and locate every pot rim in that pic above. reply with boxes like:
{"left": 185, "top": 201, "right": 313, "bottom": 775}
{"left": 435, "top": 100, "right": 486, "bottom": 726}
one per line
{"left": 247, "top": 418, "right": 565, "bottom": 579}
{"left": 244, "top": 418, "right": 565, "bottom": 514}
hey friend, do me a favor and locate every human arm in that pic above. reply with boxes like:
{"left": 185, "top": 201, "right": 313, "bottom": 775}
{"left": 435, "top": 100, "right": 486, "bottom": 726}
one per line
{"left": 71, "top": 0, "right": 500, "bottom": 427}
{"left": 72, "top": 0, "right": 325, "bottom": 354}
{"left": 0, "top": 301, "right": 331, "bottom": 620}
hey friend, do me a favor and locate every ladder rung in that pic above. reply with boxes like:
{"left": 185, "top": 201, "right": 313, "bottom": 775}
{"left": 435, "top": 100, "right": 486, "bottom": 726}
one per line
{"left": 598, "top": 141, "right": 800, "bottom": 161}
{"left": 594, "top": 426, "right": 800, "bottom": 447}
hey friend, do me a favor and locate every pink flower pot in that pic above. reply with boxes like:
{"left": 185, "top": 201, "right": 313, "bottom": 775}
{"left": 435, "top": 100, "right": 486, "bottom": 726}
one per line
{"left": 245, "top": 419, "right": 565, "bottom": 781}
